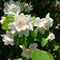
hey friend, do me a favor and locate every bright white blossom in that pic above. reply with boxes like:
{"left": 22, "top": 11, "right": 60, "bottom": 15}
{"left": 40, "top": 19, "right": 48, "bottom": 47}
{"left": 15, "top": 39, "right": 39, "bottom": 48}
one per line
{"left": 22, "top": 48, "right": 32, "bottom": 59}
{"left": 19, "top": 45, "right": 32, "bottom": 59}
{"left": 42, "top": 13, "right": 53, "bottom": 30}
{"left": 4, "top": 0, "right": 33, "bottom": 14}
{"left": 34, "top": 17, "right": 45, "bottom": 34}
{"left": 37, "top": 24, "right": 45, "bottom": 34}
{"left": 1, "top": 31, "right": 14, "bottom": 45}
{"left": 4, "top": 0, "right": 20, "bottom": 15}
{"left": 0, "top": 16, "right": 6, "bottom": 24}
{"left": 19, "top": 43, "right": 38, "bottom": 59}
{"left": 9, "top": 13, "right": 33, "bottom": 32}
{"left": 34, "top": 13, "right": 53, "bottom": 34}
{"left": 14, "top": 13, "right": 33, "bottom": 31}
{"left": 46, "top": 32, "right": 55, "bottom": 41}
{"left": 34, "top": 17, "right": 43, "bottom": 26}
{"left": 8, "top": 13, "right": 33, "bottom": 37}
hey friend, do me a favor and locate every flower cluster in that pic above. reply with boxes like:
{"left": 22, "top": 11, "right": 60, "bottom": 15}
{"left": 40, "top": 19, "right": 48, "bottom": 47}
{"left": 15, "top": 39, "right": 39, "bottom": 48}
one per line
{"left": 34, "top": 13, "right": 53, "bottom": 34}
{"left": 1, "top": 31, "right": 14, "bottom": 45}
{"left": 19, "top": 43, "right": 38, "bottom": 59}
{"left": 1, "top": 13, "right": 55, "bottom": 46}
{"left": 8, "top": 13, "right": 33, "bottom": 37}
{"left": 0, "top": 0, "right": 55, "bottom": 59}
{"left": 4, "top": 0, "right": 33, "bottom": 15}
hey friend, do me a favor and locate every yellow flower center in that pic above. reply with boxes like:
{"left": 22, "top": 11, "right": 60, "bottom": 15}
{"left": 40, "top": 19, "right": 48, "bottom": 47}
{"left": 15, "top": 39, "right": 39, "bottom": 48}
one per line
{"left": 25, "top": 49, "right": 31, "bottom": 55}
{"left": 36, "top": 20, "right": 42, "bottom": 25}
{"left": 7, "top": 32, "right": 13, "bottom": 38}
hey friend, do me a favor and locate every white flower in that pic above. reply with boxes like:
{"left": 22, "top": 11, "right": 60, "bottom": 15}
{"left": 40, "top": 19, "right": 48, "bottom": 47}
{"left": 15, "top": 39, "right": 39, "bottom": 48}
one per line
{"left": 0, "top": 16, "right": 6, "bottom": 24}
{"left": 20, "top": 45, "right": 32, "bottom": 59}
{"left": 29, "top": 43, "right": 38, "bottom": 51}
{"left": 20, "top": 43, "right": 38, "bottom": 59}
{"left": 2, "top": 31, "right": 14, "bottom": 45}
{"left": 34, "top": 13, "right": 53, "bottom": 34}
{"left": 37, "top": 22, "right": 45, "bottom": 34}
{"left": 2, "top": 35, "right": 14, "bottom": 45}
{"left": 22, "top": 48, "right": 32, "bottom": 59}
{"left": 34, "top": 17, "right": 43, "bottom": 26}
{"left": 46, "top": 32, "right": 55, "bottom": 41}
{"left": 43, "top": 13, "right": 53, "bottom": 30}
{"left": 8, "top": 13, "right": 33, "bottom": 37}
{"left": 4, "top": 0, "right": 20, "bottom": 15}
{"left": 13, "top": 13, "right": 33, "bottom": 32}
{"left": 34, "top": 17, "right": 45, "bottom": 34}
{"left": 24, "top": 2, "right": 33, "bottom": 12}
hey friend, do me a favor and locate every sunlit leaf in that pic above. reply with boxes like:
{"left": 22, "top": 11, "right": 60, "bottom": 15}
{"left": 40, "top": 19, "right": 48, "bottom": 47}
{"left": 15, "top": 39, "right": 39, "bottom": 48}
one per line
{"left": 2, "top": 14, "right": 14, "bottom": 30}
{"left": 32, "top": 50, "right": 54, "bottom": 60}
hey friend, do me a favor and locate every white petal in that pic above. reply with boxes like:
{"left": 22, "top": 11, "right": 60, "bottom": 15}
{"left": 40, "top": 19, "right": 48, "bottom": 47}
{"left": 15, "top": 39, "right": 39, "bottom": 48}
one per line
{"left": 0, "top": 16, "right": 6, "bottom": 24}
{"left": 46, "top": 13, "right": 50, "bottom": 18}
{"left": 46, "top": 32, "right": 55, "bottom": 40}
{"left": 29, "top": 43, "right": 38, "bottom": 51}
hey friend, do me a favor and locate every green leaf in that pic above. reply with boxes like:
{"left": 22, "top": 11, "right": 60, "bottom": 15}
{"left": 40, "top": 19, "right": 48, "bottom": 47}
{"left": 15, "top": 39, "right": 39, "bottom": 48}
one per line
{"left": 53, "top": 44, "right": 59, "bottom": 51}
{"left": 14, "top": 35, "right": 19, "bottom": 46}
{"left": 27, "top": 31, "right": 34, "bottom": 44}
{"left": 43, "top": 30, "right": 49, "bottom": 38}
{"left": 37, "top": 31, "right": 42, "bottom": 41}
{"left": 31, "top": 30, "right": 37, "bottom": 38}
{"left": 32, "top": 50, "right": 54, "bottom": 60}
{"left": 2, "top": 14, "right": 14, "bottom": 30}
{"left": 41, "top": 38, "right": 48, "bottom": 47}
{"left": 49, "top": 41, "right": 59, "bottom": 51}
